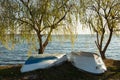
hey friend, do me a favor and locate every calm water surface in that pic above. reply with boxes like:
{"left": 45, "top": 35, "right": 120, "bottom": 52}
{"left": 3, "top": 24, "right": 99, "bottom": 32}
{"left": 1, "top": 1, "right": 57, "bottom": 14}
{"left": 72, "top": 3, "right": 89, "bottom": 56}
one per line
{"left": 0, "top": 34, "right": 120, "bottom": 65}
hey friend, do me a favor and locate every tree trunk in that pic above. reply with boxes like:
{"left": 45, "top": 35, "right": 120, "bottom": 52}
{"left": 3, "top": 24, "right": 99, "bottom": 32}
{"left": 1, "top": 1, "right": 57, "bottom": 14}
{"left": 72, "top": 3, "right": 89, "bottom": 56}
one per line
{"left": 38, "top": 48, "right": 44, "bottom": 54}
{"left": 37, "top": 32, "right": 44, "bottom": 54}
{"left": 100, "top": 51, "right": 106, "bottom": 59}
{"left": 102, "top": 29, "right": 113, "bottom": 56}
{"left": 37, "top": 28, "right": 52, "bottom": 54}
{"left": 38, "top": 39, "right": 44, "bottom": 54}
{"left": 95, "top": 28, "right": 113, "bottom": 59}
{"left": 100, "top": 29, "right": 113, "bottom": 59}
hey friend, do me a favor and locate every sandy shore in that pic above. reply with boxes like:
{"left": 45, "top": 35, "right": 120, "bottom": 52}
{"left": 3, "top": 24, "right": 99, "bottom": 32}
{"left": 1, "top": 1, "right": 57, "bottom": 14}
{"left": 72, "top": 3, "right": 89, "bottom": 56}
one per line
{"left": 0, "top": 59, "right": 120, "bottom": 80}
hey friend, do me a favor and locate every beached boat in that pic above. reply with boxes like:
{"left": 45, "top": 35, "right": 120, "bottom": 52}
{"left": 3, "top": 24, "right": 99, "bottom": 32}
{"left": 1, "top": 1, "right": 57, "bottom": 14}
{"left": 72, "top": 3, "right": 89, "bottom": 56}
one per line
{"left": 21, "top": 53, "right": 67, "bottom": 72}
{"left": 68, "top": 51, "right": 107, "bottom": 74}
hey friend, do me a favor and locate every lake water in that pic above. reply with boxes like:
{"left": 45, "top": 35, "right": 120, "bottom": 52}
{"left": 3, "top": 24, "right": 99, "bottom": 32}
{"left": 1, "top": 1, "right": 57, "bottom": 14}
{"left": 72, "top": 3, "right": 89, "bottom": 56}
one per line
{"left": 0, "top": 34, "right": 120, "bottom": 65}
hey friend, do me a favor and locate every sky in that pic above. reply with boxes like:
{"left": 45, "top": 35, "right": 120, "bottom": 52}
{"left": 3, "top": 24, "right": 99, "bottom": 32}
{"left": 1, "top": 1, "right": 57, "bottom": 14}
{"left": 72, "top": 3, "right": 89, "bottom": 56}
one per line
{"left": 77, "top": 26, "right": 91, "bottom": 34}
{"left": 76, "top": 22, "right": 91, "bottom": 34}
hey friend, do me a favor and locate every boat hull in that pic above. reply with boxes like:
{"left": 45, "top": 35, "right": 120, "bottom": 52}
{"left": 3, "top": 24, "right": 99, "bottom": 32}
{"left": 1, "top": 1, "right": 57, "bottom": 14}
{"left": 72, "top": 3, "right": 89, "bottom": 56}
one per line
{"left": 21, "top": 53, "right": 67, "bottom": 72}
{"left": 69, "top": 51, "right": 107, "bottom": 74}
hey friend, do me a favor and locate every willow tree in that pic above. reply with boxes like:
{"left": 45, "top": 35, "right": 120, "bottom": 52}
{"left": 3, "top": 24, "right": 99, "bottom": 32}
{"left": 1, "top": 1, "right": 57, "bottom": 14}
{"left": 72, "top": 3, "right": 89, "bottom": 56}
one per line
{"left": 80, "top": 0, "right": 120, "bottom": 59}
{"left": 0, "top": 0, "right": 79, "bottom": 54}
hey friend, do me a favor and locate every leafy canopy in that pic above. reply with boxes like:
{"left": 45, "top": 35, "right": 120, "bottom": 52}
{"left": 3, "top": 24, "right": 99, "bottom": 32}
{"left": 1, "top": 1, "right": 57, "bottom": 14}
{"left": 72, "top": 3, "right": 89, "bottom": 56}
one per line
{"left": 0, "top": 0, "right": 80, "bottom": 51}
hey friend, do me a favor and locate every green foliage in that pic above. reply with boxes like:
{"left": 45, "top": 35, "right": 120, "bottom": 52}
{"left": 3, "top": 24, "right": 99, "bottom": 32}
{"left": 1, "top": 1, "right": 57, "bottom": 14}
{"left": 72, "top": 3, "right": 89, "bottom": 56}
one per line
{"left": 0, "top": 0, "right": 80, "bottom": 53}
{"left": 79, "top": 0, "right": 120, "bottom": 59}
{"left": 80, "top": 0, "right": 120, "bottom": 33}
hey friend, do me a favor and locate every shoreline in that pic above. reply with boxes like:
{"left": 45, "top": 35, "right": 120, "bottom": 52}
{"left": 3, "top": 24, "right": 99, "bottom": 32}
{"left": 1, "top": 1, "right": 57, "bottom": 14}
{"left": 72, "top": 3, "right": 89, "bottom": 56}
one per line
{"left": 0, "top": 59, "right": 120, "bottom": 80}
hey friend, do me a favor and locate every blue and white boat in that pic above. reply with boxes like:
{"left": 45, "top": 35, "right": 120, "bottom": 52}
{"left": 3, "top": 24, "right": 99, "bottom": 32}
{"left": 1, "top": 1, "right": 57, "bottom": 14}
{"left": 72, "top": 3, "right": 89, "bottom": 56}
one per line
{"left": 21, "top": 53, "right": 67, "bottom": 72}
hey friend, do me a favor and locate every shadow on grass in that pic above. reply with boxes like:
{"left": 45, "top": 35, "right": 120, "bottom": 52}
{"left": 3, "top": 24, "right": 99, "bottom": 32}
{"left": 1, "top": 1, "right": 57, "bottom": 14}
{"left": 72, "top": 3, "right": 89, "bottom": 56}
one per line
{"left": 0, "top": 62, "right": 101, "bottom": 80}
{"left": 103, "top": 72, "right": 120, "bottom": 80}
{"left": 113, "top": 60, "right": 120, "bottom": 66}
{"left": 0, "top": 60, "right": 120, "bottom": 80}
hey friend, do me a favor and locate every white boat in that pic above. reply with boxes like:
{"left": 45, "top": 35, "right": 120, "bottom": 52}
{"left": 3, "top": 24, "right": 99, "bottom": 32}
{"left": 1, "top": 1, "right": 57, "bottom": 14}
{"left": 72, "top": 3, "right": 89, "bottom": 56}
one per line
{"left": 21, "top": 53, "right": 67, "bottom": 72}
{"left": 68, "top": 51, "right": 107, "bottom": 74}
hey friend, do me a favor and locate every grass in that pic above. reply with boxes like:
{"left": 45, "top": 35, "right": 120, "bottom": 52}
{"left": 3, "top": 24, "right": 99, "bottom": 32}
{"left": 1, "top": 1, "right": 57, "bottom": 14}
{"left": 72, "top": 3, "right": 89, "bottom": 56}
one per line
{"left": 0, "top": 59, "right": 120, "bottom": 80}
